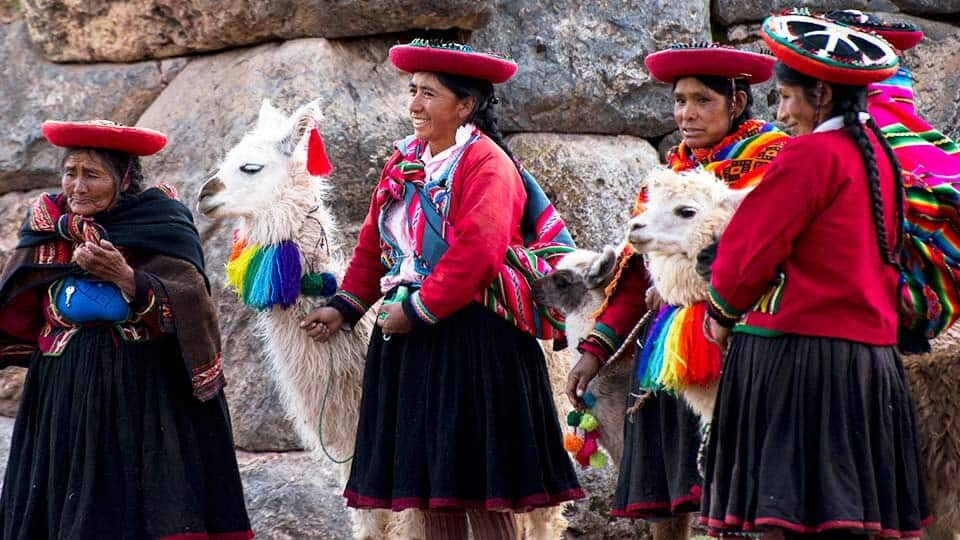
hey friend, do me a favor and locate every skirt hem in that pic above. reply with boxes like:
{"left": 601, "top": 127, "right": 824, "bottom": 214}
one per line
{"left": 158, "top": 531, "right": 255, "bottom": 540}
{"left": 610, "top": 485, "right": 701, "bottom": 519}
{"left": 699, "top": 514, "right": 934, "bottom": 538}
{"left": 343, "top": 487, "right": 585, "bottom": 512}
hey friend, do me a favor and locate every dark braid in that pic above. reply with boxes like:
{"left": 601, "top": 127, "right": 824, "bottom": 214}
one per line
{"left": 776, "top": 61, "right": 903, "bottom": 269}
{"left": 835, "top": 85, "right": 901, "bottom": 269}
{"left": 433, "top": 71, "right": 520, "bottom": 171}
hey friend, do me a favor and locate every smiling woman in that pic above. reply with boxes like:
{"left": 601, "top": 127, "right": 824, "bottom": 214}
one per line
{"left": 301, "top": 39, "right": 582, "bottom": 539}
{"left": 0, "top": 120, "right": 252, "bottom": 540}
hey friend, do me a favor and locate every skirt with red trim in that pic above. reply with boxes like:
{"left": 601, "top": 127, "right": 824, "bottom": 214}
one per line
{"left": 0, "top": 327, "right": 252, "bottom": 540}
{"left": 701, "top": 334, "right": 931, "bottom": 538}
{"left": 610, "top": 381, "right": 702, "bottom": 518}
{"left": 343, "top": 302, "right": 584, "bottom": 512}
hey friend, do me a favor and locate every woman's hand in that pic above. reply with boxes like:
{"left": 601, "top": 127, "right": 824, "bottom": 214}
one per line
{"left": 645, "top": 286, "right": 665, "bottom": 312}
{"left": 376, "top": 302, "right": 413, "bottom": 335}
{"left": 566, "top": 352, "right": 602, "bottom": 409}
{"left": 301, "top": 307, "right": 344, "bottom": 342}
{"left": 73, "top": 240, "right": 136, "bottom": 298}
{"left": 705, "top": 316, "right": 731, "bottom": 350}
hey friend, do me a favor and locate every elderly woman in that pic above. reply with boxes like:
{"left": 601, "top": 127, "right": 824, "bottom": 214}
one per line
{"left": 0, "top": 121, "right": 251, "bottom": 539}
{"left": 565, "top": 44, "right": 788, "bottom": 539}
{"left": 702, "top": 13, "right": 929, "bottom": 537}
{"left": 302, "top": 40, "right": 583, "bottom": 538}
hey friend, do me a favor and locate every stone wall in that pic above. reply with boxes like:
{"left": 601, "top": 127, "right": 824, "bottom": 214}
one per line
{"left": 2, "top": 1, "right": 959, "bottom": 537}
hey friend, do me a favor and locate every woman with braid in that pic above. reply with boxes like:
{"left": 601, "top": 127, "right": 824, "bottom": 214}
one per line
{"left": 301, "top": 40, "right": 583, "bottom": 539}
{"left": 702, "top": 13, "right": 930, "bottom": 537}
{"left": 565, "top": 43, "right": 787, "bottom": 539}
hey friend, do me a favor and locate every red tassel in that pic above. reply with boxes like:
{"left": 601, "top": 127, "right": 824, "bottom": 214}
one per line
{"left": 306, "top": 127, "right": 333, "bottom": 176}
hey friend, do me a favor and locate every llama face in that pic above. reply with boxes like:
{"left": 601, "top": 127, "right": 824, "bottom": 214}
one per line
{"left": 198, "top": 99, "right": 320, "bottom": 219}
{"left": 532, "top": 247, "right": 618, "bottom": 314}
{"left": 626, "top": 168, "right": 746, "bottom": 258}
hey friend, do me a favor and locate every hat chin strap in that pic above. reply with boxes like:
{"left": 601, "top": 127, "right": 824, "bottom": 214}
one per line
{"left": 109, "top": 157, "right": 134, "bottom": 208}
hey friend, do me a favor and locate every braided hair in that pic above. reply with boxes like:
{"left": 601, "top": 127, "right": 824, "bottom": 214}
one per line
{"left": 60, "top": 147, "right": 145, "bottom": 205}
{"left": 434, "top": 72, "right": 519, "bottom": 171}
{"left": 775, "top": 62, "right": 904, "bottom": 270}
{"left": 675, "top": 75, "right": 755, "bottom": 132}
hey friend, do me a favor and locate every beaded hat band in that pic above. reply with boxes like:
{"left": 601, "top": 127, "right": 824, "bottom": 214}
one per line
{"left": 645, "top": 43, "right": 776, "bottom": 84}
{"left": 389, "top": 39, "right": 517, "bottom": 84}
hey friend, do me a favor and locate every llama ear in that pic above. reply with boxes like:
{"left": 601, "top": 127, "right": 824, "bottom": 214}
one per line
{"left": 719, "top": 187, "right": 751, "bottom": 212}
{"left": 279, "top": 101, "right": 321, "bottom": 156}
{"left": 585, "top": 246, "right": 618, "bottom": 289}
{"left": 257, "top": 99, "right": 284, "bottom": 130}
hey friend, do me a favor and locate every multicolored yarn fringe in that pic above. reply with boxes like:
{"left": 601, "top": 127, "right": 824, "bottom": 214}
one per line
{"left": 226, "top": 232, "right": 337, "bottom": 311}
{"left": 635, "top": 303, "right": 722, "bottom": 394}
{"left": 869, "top": 68, "right": 960, "bottom": 340}
{"left": 563, "top": 392, "right": 609, "bottom": 469}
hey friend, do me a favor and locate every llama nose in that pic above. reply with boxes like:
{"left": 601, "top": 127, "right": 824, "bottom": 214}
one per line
{"left": 198, "top": 176, "right": 225, "bottom": 201}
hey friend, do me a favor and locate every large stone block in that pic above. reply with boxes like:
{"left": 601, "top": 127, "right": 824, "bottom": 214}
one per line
{"left": 890, "top": 0, "right": 960, "bottom": 14}
{"left": 22, "top": 0, "right": 494, "bottom": 63}
{"left": 506, "top": 133, "right": 660, "bottom": 251}
{"left": 137, "top": 36, "right": 411, "bottom": 449}
{"left": 0, "top": 21, "right": 185, "bottom": 195}
{"left": 472, "top": 0, "right": 710, "bottom": 138}
{"left": 712, "top": 0, "right": 897, "bottom": 26}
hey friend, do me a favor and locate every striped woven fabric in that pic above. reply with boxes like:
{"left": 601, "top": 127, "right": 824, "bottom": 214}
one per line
{"left": 870, "top": 68, "right": 960, "bottom": 340}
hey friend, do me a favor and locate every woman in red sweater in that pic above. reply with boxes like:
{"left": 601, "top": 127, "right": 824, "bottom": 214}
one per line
{"left": 301, "top": 40, "right": 583, "bottom": 538}
{"left": 702, "top": 13, "right": 930, "bottom": 537}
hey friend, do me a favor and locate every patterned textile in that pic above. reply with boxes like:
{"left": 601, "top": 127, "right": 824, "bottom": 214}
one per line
{"left": 377, "top": 132, "right": 575, "bottom": 339}
{"left": 869, "top": 68, "right": 960, "bottom": 341}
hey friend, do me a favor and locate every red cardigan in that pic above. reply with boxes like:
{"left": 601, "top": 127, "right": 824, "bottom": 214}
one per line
{"left": 707, "top": 128, "right": 900, "bottom": 345}
{"left": 332, "top": 134, "right": 526, "bottom": 326}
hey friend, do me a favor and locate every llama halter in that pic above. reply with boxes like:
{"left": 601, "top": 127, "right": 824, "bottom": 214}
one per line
{"left": 226, "top": 232, "right": 337, "bottom": 310}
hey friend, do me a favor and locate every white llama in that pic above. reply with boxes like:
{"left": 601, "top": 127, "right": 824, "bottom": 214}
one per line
{"left": 197, "top": 99, "right": 571, "bottom": 540}
{"left": 625, "top": 167, "right": 747, "bottom": 422}
{"left": 197, "top": 100, "right": 420, "bottom": 540}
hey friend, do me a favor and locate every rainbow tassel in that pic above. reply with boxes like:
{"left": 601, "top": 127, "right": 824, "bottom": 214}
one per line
{"left": 226, "top": 234, "right": 307, "bottom": 311}
{"left": 636, "top": 302, "right": 722, "bottom": 393}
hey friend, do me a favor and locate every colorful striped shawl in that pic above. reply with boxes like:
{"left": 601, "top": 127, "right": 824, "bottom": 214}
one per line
{"left": 869, "top": 68, "right": 960, "bottom": 341}
{"left": 380, "top": 132, "right": 576, "bottom": 340}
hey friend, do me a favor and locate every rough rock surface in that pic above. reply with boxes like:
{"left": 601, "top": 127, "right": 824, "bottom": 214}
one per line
{"left": 472, "top": 0, "right": 710, "bottom": 138}
{"left": 507, "top": 133, "right": 660, "bottom": 250}
{"left": 22, "top": 0, "right": 494, "bottom": 63}
{"left": 712, "top": 0, "right": 897, "bottom": 26}
{"left": 0, "top": 21, "right": 185, "bottom": 196}
{"left": 890, "top": 0, "right": 960, "bottom": 15}
{"left": 897, "top": 14, "right": 960, "bottom": 142}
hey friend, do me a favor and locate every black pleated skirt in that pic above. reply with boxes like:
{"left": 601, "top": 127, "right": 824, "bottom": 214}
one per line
{"left": 610, "top": 336, "right": 702, "bottom": 519}
{"left": 701, "top": 333, "right": 931, "bottom": 537}
{"left": 0, "top": 327, "right": 252, "bottom": 540}
{"left": 343, "top": 303, "right": 584, "bottom": 512}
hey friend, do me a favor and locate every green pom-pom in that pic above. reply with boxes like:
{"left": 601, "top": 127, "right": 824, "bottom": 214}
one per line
{"left": 301, "top": 272, "right": 338, "bottom": 297}
{"left": 579, "top": 413, "right": 598, "bottom": 432}
{"left": 589, "top": 451, "right": 608, "bottom": 469}
{"left": 566, "top": 410, "right": 584, "bottom": 427}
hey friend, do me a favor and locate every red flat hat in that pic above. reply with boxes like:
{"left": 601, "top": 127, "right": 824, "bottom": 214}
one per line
{"left": 761, "top": 13, "right": 899, "bottom": 86}
{"left": 825, "top": 10, "right": 924, "bottom": 51}
{"left": 645, "top": 44, "right": 776, "bottom": 84}
{"left": 389, "top": 39, "right": 517, "bottom": 84}
{"left": 41, "top": 120, "right": 167, "bottom": 156}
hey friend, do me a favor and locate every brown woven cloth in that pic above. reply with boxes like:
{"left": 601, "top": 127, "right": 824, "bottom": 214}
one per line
{"left": 0, "top": 248, "right": 225, "bottom": 401}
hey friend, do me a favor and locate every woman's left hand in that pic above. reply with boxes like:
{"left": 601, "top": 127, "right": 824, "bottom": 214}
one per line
{"left": 705, "top": 316, "right": 731, "bottom": 351}
{"left": 377, "top": 301, "right": 413, "bottom": 335}
{"left": 73, "top": 240, "right": 136, "bottom": 298}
